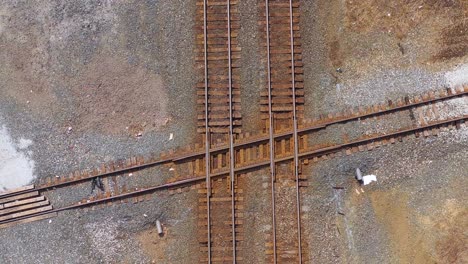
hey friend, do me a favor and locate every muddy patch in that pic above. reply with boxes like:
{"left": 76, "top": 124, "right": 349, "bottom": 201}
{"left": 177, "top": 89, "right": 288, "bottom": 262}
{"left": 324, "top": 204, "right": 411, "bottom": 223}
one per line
{"left": 434, "top": 202, "right": 467, "bottom": 263}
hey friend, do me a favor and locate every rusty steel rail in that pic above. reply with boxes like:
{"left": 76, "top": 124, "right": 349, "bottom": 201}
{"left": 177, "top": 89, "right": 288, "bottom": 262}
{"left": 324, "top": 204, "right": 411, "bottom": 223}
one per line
{"left": 28, "top": 89, "right": 467, "bottom": 197}
{"left": 289, "top": 0, "right": 303, "bottom": 262}
{"left": 264, "top": 0, "right": 278, "bottom": 262}
{"left": 195, "top": 115, "right": 467, "bottom": 177}
{"left": 174, "top": 87, "right": 467, "bottom": 159}
{"left": 203, "top": 0, "right": 212, "bottom": 262}
{"left": 227, "top": 0, "right": 237, "bottom": 262}
{"left": 2, "top": 115, "right": 466, "bottom": 228}
{"left": 0, "top": 176, "right": 205, "bottom": 226}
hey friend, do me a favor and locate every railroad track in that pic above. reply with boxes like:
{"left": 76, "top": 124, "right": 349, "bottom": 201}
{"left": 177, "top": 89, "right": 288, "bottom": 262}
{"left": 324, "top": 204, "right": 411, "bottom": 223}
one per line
{"left": 0, "top": 186, "right": 55, "bottom": 229}
{"left": 1, "top": 86, "right": 465, "bottom": 229}
{"left": 22, "top": 87, "right": 465, "bottom": 194}
{"left": 197, "top": 0, "right": 240, "bottom": 262}
{"left": 261, "top": 0, "right": 304, "bottom": 262}
{"left": 198, "top": 175, "right": 245, "bottom": 263}
{"left": 0, "top": 2, "right": 466, "bottom": 262}
{"left": 260, "top": 0, "right": 303, "bottom": 125}
{"left": 196, "top": 0, "right": 242, "bottom": 136}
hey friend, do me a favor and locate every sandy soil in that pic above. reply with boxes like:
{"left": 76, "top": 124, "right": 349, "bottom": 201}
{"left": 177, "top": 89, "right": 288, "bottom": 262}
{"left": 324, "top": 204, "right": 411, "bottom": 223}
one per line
{"left": 137, "top": 226, "right": 169, "bottom": 263}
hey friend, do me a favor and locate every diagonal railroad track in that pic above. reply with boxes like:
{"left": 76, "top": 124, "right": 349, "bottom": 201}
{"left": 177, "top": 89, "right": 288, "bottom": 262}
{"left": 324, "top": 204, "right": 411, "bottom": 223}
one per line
{"left": 1, "top": 87, "right": 466, "bottom": 230}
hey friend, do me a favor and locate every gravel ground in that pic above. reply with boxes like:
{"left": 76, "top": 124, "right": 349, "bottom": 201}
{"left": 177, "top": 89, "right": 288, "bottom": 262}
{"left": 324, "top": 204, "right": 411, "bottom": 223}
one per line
{"left": 0, "top": 188, "right": 198, "bottom": 263}
{"left": 301, "top": 125, "right": 468, "bottom": 263}
{"left": 0, "top": 0, "right": 197, "bottom": 180}
{"left": 0, "top": 0, "right": 198, "bottom": 263}
{"left": 298, "top": 1, "right": 467, "bottom": 263}
{"left": 238, "top": 0, "right": 266, "bottom": 134}
{"left": 240, "top": 171, "right": 273, "bottom": 263}
{"left": 0, "top": 1, "right": 466, "bottom": 263}
{"left": 300, "top": 0, "right": 467, "bottom": 119}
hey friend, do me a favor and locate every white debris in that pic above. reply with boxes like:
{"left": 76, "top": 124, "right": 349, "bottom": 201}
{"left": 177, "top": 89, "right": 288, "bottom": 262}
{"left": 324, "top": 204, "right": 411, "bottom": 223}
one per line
{"left": 143, "top": 214, "right": 148, "bottom": 217}
{"left": 169, "top": 167, "right": 175, "bottom": 171}
{"left": 48, "top": 220, "right": 52, "bottom": 224}
{"left": 128, "top": 173, "right": 133, "bottom": 177}
{"left": 67, "top": 126, "right": 72, "bottom": 132}
{"left": 355, "top": 168, "right": 363, "bottom": 181}
{"left": 362, "top": 175, "right": 377, "bottom": 185}
{"left": 156, "top": 220, "right": 163, "bottom": 235}
{"left": 169, "top": 133, "right": 173, "bottom": 140}
{"left": 136, "top": 132, "right": 142, "bottom": 137}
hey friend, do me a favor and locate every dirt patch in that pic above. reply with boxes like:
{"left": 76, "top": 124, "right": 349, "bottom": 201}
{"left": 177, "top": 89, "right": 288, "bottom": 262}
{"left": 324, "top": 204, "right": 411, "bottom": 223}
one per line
{"left": 69, "top": 55, "right": 169, "bottom": 135}
{"left": 345, "top": 0, "right": 465, "bottom": 39}
{"left": 418, "top": 199, "right": 468, "bottom": 264}
{"left": 329, "top": 39, "right": 343, "bottom": 69}
{"left": 136, "top": 225, "right": 169, "bottom": 263}
{"left": 0, "top": 14, "right": 57, "bottom": 116}
{"left": 435, "top": 209, "right": 467, "bottom": 263}
{"left": 368, "top": 179, "right": 468, "bottom": 264}
{"left": 433, "top": 20, "right": 468, "bottom": 62}
{"left": 369, "top": 190, "right": 434, "bottom": 263}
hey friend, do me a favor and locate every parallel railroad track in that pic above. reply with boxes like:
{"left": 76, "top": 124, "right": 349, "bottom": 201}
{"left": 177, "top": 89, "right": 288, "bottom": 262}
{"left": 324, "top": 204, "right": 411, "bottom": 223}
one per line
{"left": 1, "top": 2, "right": 466, "bottom": 263}
{"left": 1, "top": 113, "right": 465, "bottom": 228}
{"left": 259, "top": 0, "right": 304, "bottom": 125}
{"left": 197, "top": 0, "right": 239, "bottom": 262}
{"left": 196, "top": 0, "right": 242, "bottom": 136}
{"left": 198, "top": 175, "right": 245, "bottom": 263}
{"left": 262, "top": 0, "right": 304, "bottom": 262}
